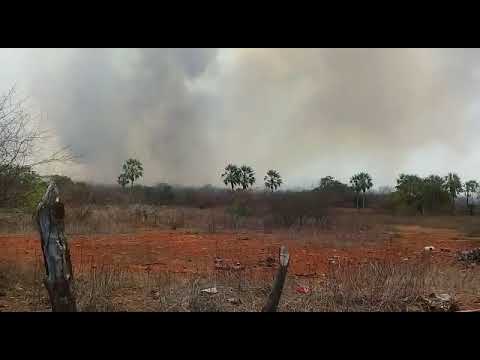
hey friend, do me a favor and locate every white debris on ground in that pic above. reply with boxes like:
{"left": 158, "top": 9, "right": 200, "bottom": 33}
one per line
{"left": 201, "top": 287, "right": 218, "bottom": 295}
{"left": 227, "top": 297, "right": 241, "bottom": 305}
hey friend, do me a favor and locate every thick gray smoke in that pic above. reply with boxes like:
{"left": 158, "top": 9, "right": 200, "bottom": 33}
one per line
{"left": 2, "top": 48, "right": 480, "bottom": 188}
{"left": 212, "top": 49, "right": 480, "bottom": 187}
{"left": 20, "top": 48, "right": 220, "bottom": 185}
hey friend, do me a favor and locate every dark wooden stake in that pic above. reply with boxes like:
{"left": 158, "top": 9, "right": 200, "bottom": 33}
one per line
{"left": 262, "top": 245, "right": 290, "bottom": 312}
{"left": 36, "top": 182, "right": 77, "bottom": 312}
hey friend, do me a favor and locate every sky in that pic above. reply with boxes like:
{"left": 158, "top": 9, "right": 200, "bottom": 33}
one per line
{"left": 1, "top": 48, "right": 480, "bottom": 189}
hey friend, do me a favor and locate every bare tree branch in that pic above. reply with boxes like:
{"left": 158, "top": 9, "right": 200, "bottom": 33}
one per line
{"left": 0, "top": 86, "right": 76, "bottom": 207}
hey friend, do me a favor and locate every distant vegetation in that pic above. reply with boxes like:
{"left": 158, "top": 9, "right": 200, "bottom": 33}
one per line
{"left": 1, "top": 81, "right": 479, "bottom": 218}
{"left": 264, "top": 170, "right": 282, "bottom": 192}
{"left": 350, "top": 172, "right": 373, "bottom": 209}
{"left": 118, "top": 158, "right": 144, "bottom": 189}
{"left": 3, "top": 158, "right": 480, "bottom": 219}
{"left": 221, "top": 164, "right": 256, "bottom": 191}
{"left": 0, "top": 87, "right": 72, "bottom": 211}
{"left": 221, "top": 164, "right": 240, "bottom": 191}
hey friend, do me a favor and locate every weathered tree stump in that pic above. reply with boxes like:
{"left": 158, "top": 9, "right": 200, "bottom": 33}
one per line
{"left": 36, "top": 182, "right": 77, "bottom": 312}
{"left": 262, "top": 246, "right": 290, "bottom": 312}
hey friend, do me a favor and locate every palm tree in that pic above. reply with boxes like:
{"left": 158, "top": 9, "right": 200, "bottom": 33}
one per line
{"left": 221, "top": 164, "right": 240, "bottom": 191}
{"left": 239, "top": 165, "right": 256, "bottom": 190}
{"left": 465, "top": 180, "right": 479, "bottom": 215}
{"left": 264, "top": 169, "right": 282, "bottom": 192}
{"left": 350, "top": 175, "right": 362, "bottom": 209}
{"left": 444, "top": 173, "right": 463, "bottom": 214}
{"left": 350, "top": 172, "right": 373, "bottom": 209}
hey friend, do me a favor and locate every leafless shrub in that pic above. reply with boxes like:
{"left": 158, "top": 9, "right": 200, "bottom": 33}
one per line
{"left": 0, "top": 87, "right": 74, "bottom": 207}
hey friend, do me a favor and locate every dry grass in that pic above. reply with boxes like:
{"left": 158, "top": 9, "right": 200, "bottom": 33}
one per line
{"left": 2, "top": 256, "right": 479, "bottom": 312}
{"left": 3, "top": 204, "right": 480, "bottom": 242}
{"left": 2, "top": 205, "right": 480, "bottom": 311}
{"left": 0, "top": 205, "right": 221, "bottom": 235}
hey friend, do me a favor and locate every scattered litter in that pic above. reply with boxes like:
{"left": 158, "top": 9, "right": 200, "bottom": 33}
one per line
{"left": 417, "top": 293, "right": 458, "bottom": 312}
{"left": 296, "top": 286, "right": 311, "bottom": 294}
{"left": 424, "top": 246, "right": 435, "bottom": 252}
{"left": 328, "top": 257, "right": 338, "bottom": 264}
{"left": 457, "top": 248, "right": 480, "bottom": 264}
{"left": 201, "top": 287, "right": 218, "bottom": 295}
{"left": 227, "top": 297, "right": 241, "bottom": 305}
{"left": 232, "top": 262, "right": 244, "bottom": 271}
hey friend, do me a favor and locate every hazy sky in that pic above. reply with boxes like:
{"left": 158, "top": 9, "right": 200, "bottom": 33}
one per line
{"left": 1, "top": 48, "right": 480, "bottom": 189}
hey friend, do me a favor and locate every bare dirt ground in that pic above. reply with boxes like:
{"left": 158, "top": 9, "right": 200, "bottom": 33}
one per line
{"left": 0, "top": 225, "right": 478, "bottom": 277}
{"left": 1, "top": 223, "right": 480, "bottom": 311}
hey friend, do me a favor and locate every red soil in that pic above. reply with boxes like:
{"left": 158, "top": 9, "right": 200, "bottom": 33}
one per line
{"left": 0, "top": 225, "right": 478, "bottom": 279}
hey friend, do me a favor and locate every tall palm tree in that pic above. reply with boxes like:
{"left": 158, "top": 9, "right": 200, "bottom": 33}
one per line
{"left": 264, "top": 169, "right": 282, "bottom": 192}
{"left": 239, "top": 165, "right": 256, "bottom": 190}
{"left": 465, "top": 179, "right": 478, "bottom": 215}
{"left": 444, "top": 173, "right": 463, "bottom": 214}
{"left": 221, "top": 164, "right": 240, "bottom": 191}
{"left": 350, "top": 175, "right": 362, "bottom": 209}
{"left": 350, "top": 172, "right": 373, "bottom": 209}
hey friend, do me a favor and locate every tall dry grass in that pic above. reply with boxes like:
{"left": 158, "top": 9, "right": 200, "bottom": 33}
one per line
{"left": 2, "top": 256, "right": 478, "bottom": 312}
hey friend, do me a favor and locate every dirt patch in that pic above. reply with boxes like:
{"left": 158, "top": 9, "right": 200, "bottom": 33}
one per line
{"left": 1, "top": 225, "right": 478, "bottom": 280}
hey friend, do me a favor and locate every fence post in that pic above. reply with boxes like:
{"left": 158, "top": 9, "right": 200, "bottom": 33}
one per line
{"left": 36, "top": 182, "right": 77, "bottom": 312}
{"left": 262, "top": 245, "right": 290, "bottom": 312}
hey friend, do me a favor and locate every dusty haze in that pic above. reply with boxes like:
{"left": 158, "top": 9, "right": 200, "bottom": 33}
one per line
{"left": 1, "top": 48, "right": 480, "bottom": 188}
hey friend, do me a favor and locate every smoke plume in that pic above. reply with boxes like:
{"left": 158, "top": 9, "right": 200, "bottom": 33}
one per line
{"left": 2, "top": 48, "right": 480, "bottom": 188}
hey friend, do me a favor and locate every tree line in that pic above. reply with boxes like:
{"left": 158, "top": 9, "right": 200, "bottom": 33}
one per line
{"left": 3, "top": 86, "right": 480, "bottom": 216}
{"left": 114, "top": 158, "right": 480, "bottom": 215}
{"left": 393, "top": 172, "right": 477, "bottom": 215}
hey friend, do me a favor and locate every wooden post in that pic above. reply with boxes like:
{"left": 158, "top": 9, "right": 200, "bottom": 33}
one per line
{"left": 262, "top": 246, "right": 290, "bottom": 312}
{"left": 36, "top": 182, "right": 77, "bottom": 312}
